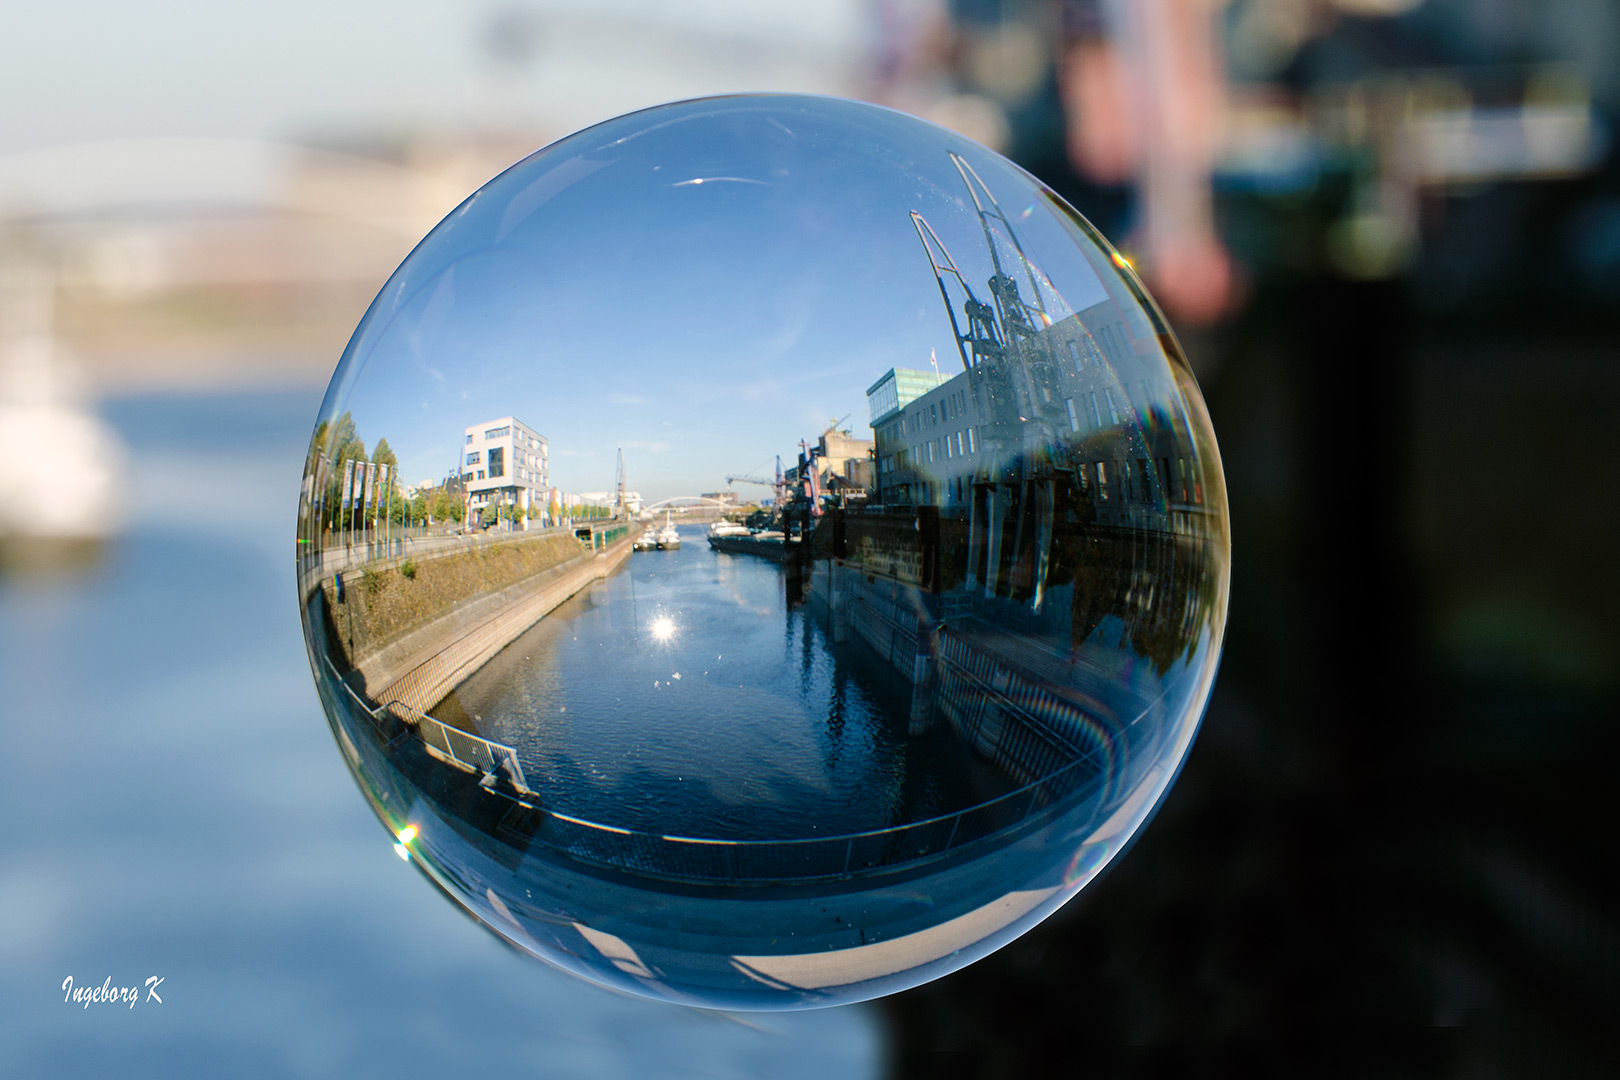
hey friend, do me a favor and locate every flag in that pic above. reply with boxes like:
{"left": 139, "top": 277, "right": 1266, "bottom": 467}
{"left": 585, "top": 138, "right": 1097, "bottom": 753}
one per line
{"left": 929, "top": 346, "right": 939, "bottom": 377}
{"left": 374, "top": 464, "right": 388, "bottom": 522}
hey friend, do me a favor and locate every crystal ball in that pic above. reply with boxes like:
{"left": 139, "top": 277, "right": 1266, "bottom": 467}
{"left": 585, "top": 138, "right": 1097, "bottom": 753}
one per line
{"left": 296, "top": 95, "right": 1229, "bottom": 1009}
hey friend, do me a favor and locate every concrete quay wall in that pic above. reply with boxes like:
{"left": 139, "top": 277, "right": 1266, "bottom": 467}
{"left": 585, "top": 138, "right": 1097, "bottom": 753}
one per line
{"left": 366, "top": 537, "right": 633, "bottom": 715}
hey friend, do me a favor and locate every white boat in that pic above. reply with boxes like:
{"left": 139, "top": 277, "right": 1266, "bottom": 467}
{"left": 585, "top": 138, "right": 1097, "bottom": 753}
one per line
{"left": 655, "top": 512, "right": 681, "bottom": 550}
{"left": 708, "top": 520, "right": 749, "bottom": 538}
{"left": 0, "top": 271, "right": 127, "bottom": 568}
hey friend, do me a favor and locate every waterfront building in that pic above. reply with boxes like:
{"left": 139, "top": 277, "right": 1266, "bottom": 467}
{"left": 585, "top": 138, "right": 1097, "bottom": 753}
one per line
{"left": 868, "top": 297, "right": 1205, "bottom": 531}
{"left": 816, "top": 429, "right": 875, "bottom": 494}
{"left": 462, "top": 416, "right": 548, "bottom": 525}
{"left": 866, "top": 367, "right": 948, "bottom": 428}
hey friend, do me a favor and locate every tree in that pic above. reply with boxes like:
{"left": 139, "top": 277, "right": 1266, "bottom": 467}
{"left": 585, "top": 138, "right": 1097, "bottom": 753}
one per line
{"left": 317, "top": 412, "right": 366, "bottom": 534}
{"left": 370, "top": 438, "right": 401, "bottom": 526}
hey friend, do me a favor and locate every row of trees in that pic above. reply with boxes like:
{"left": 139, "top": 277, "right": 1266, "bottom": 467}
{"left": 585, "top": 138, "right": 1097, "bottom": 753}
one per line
{"left": 474, "top": 496, "right": 615, "bottom": 528}
{"left": 307, "top": 412, "right": 461, "bottom": 532}
{"left": 305, "top": 412, "right": 620, "bottom": 536}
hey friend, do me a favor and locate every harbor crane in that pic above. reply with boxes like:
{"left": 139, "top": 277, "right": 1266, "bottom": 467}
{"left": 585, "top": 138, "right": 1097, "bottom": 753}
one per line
{"left": 910, "top": 151, "right": 1054, "bottom": 375}
{"left": 909, "top": 149, "right": 1075, "bottom": 612}
{"left": 909, "top": 149, "right": 1069, "bottom": 452}
{"left": 725, "top": 455, "right": 785, "bottom": 503}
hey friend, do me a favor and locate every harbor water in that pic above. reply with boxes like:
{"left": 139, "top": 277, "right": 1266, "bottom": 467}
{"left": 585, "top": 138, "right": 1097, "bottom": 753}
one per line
{"left": 434, "top": 524, "right": 1019, "bottom": 842}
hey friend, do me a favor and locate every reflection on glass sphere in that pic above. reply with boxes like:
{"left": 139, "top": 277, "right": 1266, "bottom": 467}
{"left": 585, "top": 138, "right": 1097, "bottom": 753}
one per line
{"left": 295, "top": 95, "right": 1229, "bottom": 1010}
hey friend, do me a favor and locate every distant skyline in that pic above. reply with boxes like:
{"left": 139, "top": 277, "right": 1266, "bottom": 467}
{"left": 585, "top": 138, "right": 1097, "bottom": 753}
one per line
{"left": 318, "top": 99, "right": 1112, "bottom": 504}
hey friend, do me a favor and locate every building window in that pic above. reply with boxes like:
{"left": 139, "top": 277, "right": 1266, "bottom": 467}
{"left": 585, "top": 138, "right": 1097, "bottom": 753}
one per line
{"left": 487, "top": 447, "right": 504, "bottom": 479}
{"left": 486, "top": 425, "right": 510, "bottom": 439}
{"left": 476, "top": 470, "right": 485, "bottom": 480}
{"left": 1104, "top": 389, "right": 1121, "bottom": 424}
{"left": 465, "top": 434, "right": 473, "bottom": 444}
{"left": 1096, "top": 461, "right": 1109, "bottom": 499}
{"left": 1088, "top": 394, "right": 1101, "bottom": 428}
{"left": 967, "top": 427, "right": 976, "bottom": 453}
{"left": 1065, "top": 398, "right": 1079, "bottom": 432}
{"left": 1067, "top": 340, "right": 1080, "bottom": 370}
{"left": 466, "top": 451, "right": 481, "bottom": 465}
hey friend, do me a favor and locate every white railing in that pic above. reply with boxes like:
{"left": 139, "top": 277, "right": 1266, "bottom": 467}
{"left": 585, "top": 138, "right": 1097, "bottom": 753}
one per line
{"left": 323, "top": 653, "right": 531, "bottom": 795}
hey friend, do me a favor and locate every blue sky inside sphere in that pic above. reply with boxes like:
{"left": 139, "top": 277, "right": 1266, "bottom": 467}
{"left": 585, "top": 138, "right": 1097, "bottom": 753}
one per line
{"left": 325, "top": 97, "right": 1112, "bottom": 500}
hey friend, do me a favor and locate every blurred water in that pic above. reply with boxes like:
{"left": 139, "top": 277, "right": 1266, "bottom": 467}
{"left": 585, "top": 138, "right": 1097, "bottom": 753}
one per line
{"left": 0, "top": 388, "right": 882, "bottom": 1077}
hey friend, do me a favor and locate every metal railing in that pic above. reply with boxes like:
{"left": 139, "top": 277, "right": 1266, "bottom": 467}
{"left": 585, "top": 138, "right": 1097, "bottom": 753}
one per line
{"left": 494, "top": 751, "right": 1111, "bottom": 885}
{"left": 324, "top": 656, "right": 532, "bottom": 792}
{"left": 383, "top": 700, "right": 532, "bottom": 795}
{"left": 298, "top": 522, "right": 591, "bottom": 587}
{"left": 322, "top": 652, "right": 1123, "bottom": 886}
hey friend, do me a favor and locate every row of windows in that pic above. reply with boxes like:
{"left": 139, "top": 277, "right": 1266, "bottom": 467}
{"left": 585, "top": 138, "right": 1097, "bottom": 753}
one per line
{"left": 1078, "top": 456, "right": 1204, "bottom": 506}
{"left": 1064, "top": 390, "right": 1122, "bottom": 433}
{"left": 1062, "top": 334, "right": 1111, "bottom": 376}
{"left": 466, "top": 426, "right": 546, "bottom": 446}
{"left": 907, "top": 387, "right": 972, "bottom": 436}
{"left": 1093, "top": 324, "right": 1129, "bottom": 370}
{"left": 468, "top": 447, "right": 538, "bottom": 475}
{"left": 887, "top": 424, "right": 980, "bottom": 471}
{"left": 868, "top": 379, "right": 899, "bottom": 424}
{"left": 881, "top": 452, "right": 1204, "bottom": 509}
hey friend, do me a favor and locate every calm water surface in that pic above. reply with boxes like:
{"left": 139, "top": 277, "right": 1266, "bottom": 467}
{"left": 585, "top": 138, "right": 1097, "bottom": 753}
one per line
{"left": 440, "top": 525, "right": 1015, "bottom": 840}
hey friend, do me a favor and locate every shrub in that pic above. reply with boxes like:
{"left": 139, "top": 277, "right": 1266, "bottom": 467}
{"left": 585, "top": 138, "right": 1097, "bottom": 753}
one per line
{"left": 400, "top": 558, "right": 417, "bottom": 580}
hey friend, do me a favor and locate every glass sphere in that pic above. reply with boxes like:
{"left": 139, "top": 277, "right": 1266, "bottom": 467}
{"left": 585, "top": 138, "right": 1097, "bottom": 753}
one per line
{"left": 296, "top": 95, "right": 1229, "bottom": 1010}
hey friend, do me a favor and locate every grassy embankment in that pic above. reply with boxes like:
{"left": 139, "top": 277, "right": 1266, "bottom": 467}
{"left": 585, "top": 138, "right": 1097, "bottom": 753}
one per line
{"left": 322, "top": 532, "right": 588, "bottom": 673}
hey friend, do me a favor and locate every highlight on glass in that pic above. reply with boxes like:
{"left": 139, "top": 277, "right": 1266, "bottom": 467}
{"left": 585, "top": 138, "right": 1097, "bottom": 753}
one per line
{"left": 295, "top": 95, "right": 1229, "bottom": 1010}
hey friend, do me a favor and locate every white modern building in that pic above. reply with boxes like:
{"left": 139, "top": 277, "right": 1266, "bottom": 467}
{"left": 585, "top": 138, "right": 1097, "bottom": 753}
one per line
{"left": 462, "top": 416, "right": 548, "bottom": 525}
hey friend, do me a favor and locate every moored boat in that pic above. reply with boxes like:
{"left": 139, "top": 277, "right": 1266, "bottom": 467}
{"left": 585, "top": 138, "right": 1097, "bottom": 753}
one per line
{"left": 708, "top": 529, "right": 789, "bottom": 560}
{"left": 655, "top": 512, "right": 681, "bottom": 549}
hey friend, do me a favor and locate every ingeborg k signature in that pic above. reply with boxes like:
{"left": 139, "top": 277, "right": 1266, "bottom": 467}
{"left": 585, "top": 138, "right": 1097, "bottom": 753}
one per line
{"left": 61, "top": 975, "right": 164, "bottom": 1010}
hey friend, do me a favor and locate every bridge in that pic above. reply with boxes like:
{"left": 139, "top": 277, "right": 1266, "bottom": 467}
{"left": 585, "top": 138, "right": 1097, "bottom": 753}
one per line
{"left": 641, "top": 495, "right": 740, "bottom": 509}
{"left": 638, "top": 495, "right": 750, "bottom": 516}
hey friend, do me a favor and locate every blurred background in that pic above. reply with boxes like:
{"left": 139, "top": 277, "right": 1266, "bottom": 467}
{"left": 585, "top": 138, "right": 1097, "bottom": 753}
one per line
{"left": 2, "top": 0, "right": 1616, "bottom": 1076}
